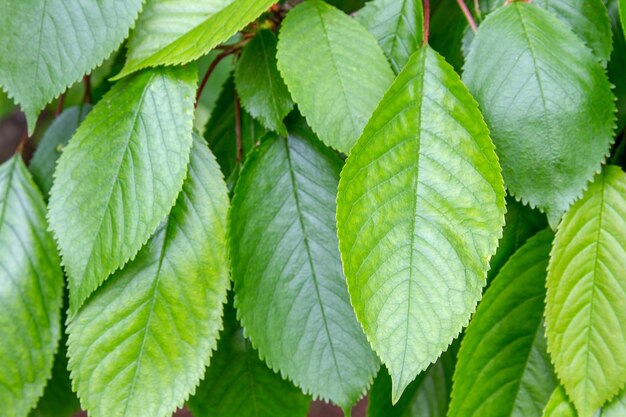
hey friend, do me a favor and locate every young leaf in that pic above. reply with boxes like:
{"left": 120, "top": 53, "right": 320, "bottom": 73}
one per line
{"left": 488, "top": 199, "right": 548, "bottom": 282}
{"left": 543, "top": 386, "right": 577, "bottom": 417}
{"left": 476, "top": 0, "right": 612, "bottom": 64}
{"left": 368, "top": 346, "right": 456, "bottom": 417}
{"left": 463, "top": 2, "right": 615, "bottom": 228}
{"left": 234, "top": 29, "right": 293, "bottom": 135}
{"left": 230, "top": 127, "right": 379, "bottom": 411}
{"left": 48, "top": 66, "right": 196, "bottom": 316}
{"left": 463, "top": 3, "right": 615, "bottom": 228}
{"left": 276, "top": 0, "right": 395, "bottom": 154}
{"left": 449, "top": 229, "right": 557, "bottom": 417}
{"left": 67, "top": 137, "right": 230, "bottom": 417}
{"left": 0, "top": 156, "right": 63, "bottom": 417}
{"left": 205, "top": 76, "right": 266, "bottom": 181}
{"left": 29, "top": 105, "right": 92, "bottom": 197}
{"left": 188, "top": 297, "right": 310, "bottom": 417}
{"left": 336, "top": 45, "right": 506, "bottom": 402}
{"left": 355, "top": 0, "right": 424, "bottom": 73}
{"left": 545, "top": 166, "right": 626, "bottom": 417}
{"left": 0, "top": 0, "right": 144, "bottom": 132}
{"left": 117, "top": 0, "right": 275, "bottom": 78}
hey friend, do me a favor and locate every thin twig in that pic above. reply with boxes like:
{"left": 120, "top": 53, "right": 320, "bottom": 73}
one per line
{"left": 15, "top": 129, "right": 28, "bottom": 155}
{"left": 423, "top": 0, "right": 430, "bottom": 44}
{"left": 195, "top": 48, "right": 237, "bottom": 108}
{"left": 457, "top": 0, "right": 477, "bottom": 32}
{"left": 83, "top": 75, "right": 91, "bottom": 104}
{"left": 55, "top": 93, "right": 65, "bottom": 117}
{"left": 234, "top": 92, "right": 242, "bottom": 164}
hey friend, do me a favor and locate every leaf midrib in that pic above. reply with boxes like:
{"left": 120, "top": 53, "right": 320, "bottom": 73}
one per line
{"left": 282, "top": 137, "right": 348, "bottom": 399}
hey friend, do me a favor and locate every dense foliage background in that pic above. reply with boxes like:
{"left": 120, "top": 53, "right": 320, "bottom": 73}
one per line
{"left": 0, "top": 0, "right": 625, "bottom": 417}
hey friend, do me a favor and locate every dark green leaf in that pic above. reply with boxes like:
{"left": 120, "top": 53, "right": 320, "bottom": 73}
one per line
{"left": 356, "top": 0, "right": 424, "bottom": 73}
{"left": 337, "top": 46, "right": 505, "bottom": 401}
{"left": 0, "top": 0, "right": 144, "bottom": 132}
{"left": 67, "top": 137, "right": 230, "bottom": 417}
{"left": 449, "top": 229, "right": 557, "bottom": 417}
{"left": 429, "top": 0, "right": 468, "bottom": 72}
{"left": 463, "top": 2, "right": 615, "bottom": 227}
{"left": 546, "top": 166, "right": 626, "bottom": 417}
{"left": 48, "top": 66, "right": 196, "bottom": 316}
{"left": 0, "top": 155, "right": 63, "bottom": 417}
{"left": 235, "top": 30, "right": 293, "bottom": 135}
{"left": 608, "top": 0, "right": 626, "bottom": 131}
{"left": 29, "top": 105, "right": 91, "bottom": 197}
{"left": 188, "top": 297, "right": 310, "bottom": 417}
{"left": 231, "top": 128, "right": 378, "bottom": 411}
{"left": 276, "top": 0, "right": 395, "bottom": 153}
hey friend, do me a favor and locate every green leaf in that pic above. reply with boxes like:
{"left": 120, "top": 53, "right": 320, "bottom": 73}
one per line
{"left": 543, "top": 386, "right": 577, "bottom": 417}
{"left": 368, "top": 346, "right": 456, "bottom": 417}
{"left": 449, "top": 229, "right": 557, "bottom": 417}
{"left": 188, "top": 297, "right": 310, "bottom": 417}
{"left": 276, "top": 0, "right": 395, "bottom": 154}
{"left": 608, "top": 0, "right": 626, "bottom": 131}
{"left": 230, "top": 127, "right": 379, "bottom": 411}
{"left": 488, "top": 198, "right": 548, "bottom": 282}
{"left": 355, "top": 0, "right": 424, "bottom": 73}
{"left": 603, "top": 390, "right": 626, "bottom": 417}
{"left": 620, "top": 0, "right": 626, "bottom": 40}
{"left": 476, "top": 0, "right": 612, "bottom": 64}
{"left": 0, "top": 155, "right": 63, "bottom": 417}
{"left": 428, "top": 0, "right": 467, "bottom": 72}
{"left": 463, "top": 2, "right": 615, "bottom": 228}
{"left": 116, "top": 0, "right": 275, "bottom": 78}
{"left": 205, "top": 75, "right": 266, "bottom": 181}
{"left": 545, "top": 166, "right": 626, "bottom": 417}
{"left": 67, "top": 137, "right": 230, "bottom": 417}
{"left": 234, "top": 29, "right": 293, "bottom": 135}
{"left": 29, "top": 105, "right": 92, "bottom": 197}
{"left": 48, "top": 66, "right": 196, "bottom": 316}
{"left": 336, "top": 45, "right": 505, "bottom": 401}
{"left": 0, "top": 0, "right": 144, "bottom": 132}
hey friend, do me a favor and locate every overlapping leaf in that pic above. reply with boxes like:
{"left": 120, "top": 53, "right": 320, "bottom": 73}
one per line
{"left": 188, "top": 298, "right": 310, "bottom": 417}
{"left": 29, "top": 105, "right": 91, "bottom": 197}
{"left": 355, "top": 0, "right": 424, "bottom": 73}
{"left": 449, "top": 230, "right": 557, "bottom": 417}
{"left": 621, "top": 0, "right": 626, "bottom": 41}
{"left": 231, "top": 127, "right": 379, "bottom": 411}
{"left": 463, "top": 2, "right": 615, "bottom": 227}
{"left": 48, "top": 66, "right": 196, "bottom": 316}
{"left": 545, "top": 166, "right": 626, "bottom": 417}
{"left": 604, "top": 390, "right": 626, "bottom": 417}
{"left": 337, "top": 45, "right": 505, "bottom": 401}
{"left": 0, "top": 0, "right": 144, "bottom": 132}
{"left": 235, "top": 29, "right": 293, "bottom": 135}
{"left": 117, "top": 0, "right": 275, "bottom": 78}
{"left": 0, "top": 156, "right": 63, "bottom": 417}
{"left": 543, "top": 386, "right": 577, "bottom": 417}
{"left": 67, "top": 137, "right": 230, "bottom": 417}
{"left": 276, "top": 0, "right": 395, "bottom": 154}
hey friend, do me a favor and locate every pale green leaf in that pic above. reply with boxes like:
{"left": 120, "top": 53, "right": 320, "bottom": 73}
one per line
{"left": 276, "top": 0, "right": 395, "bottom": 154}
{"left": 231, "top": 127, "right": 379, "bottom": 411}
{"left": 368, "top": 345, "right": 456, "bottom": 417}
{"left": 546, "top": 166, "right": 626, "bottom": 417}
{"left": 463, "top": 2, "right": 615, "bottom": 227}
{"left": 48, "top": 66, "right": 196, "bottom": 316}
{"left": 488, "top": 198, "right": 548, "bottom": 282}
{"left": 204, "top": 75, "right": 266, "bottom": 182}
{"left": 543, "top": 386, "right": 577, "bottom": 417}
{"left": 337, "top": 45, "right": 505, "bottom": 401}
{"left": 603, "top": 390, "right": 626, "bottom": 417}
{"left": 620, "top": 0, "right": 626, "bottom": 41}
{"left": 189, "top": 298, "right": 310, "bottom": 417}
{"left": 355, "top": 0, "right": 424, "bottom": 73}
{"left": 29, "top": 105, "right": 91, "bottom": 197}
{"left": 67, "top": 137, "right": 230, "bottom": 417}
{"left": 449, "top": 229, "right": 557, "bottom": 417}
{"left": 0, "top": 155, "right": 63, "bottom": 417}
{"left": 117, "top": 0, "right": 275, "bottom": 78}
{"left": 234, "top": 29, "right": 293, "bottom": 135}
{"left": 476, "top": 0, "right": 612, "bottom": 64}
{"left": 0, "top": 0, "right": 144, "bottom": 132}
